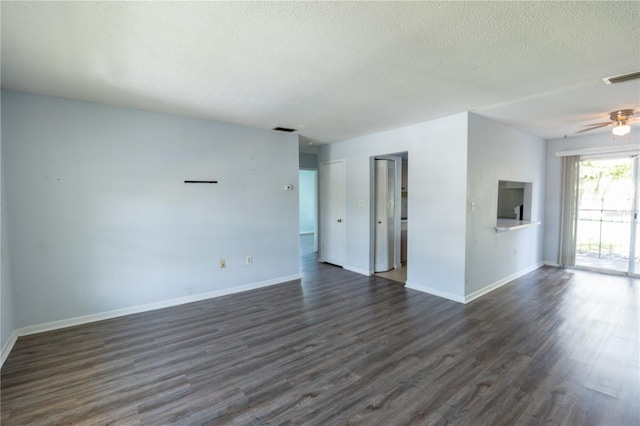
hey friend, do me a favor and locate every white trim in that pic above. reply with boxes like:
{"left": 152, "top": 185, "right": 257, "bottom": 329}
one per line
{"left": 299, "top": 231, "right": 314, "bottom": 235}
{"left": 405, "top": 281, "right": 466, "bottom": 303}
{"left": 464, "top": 262, "right": 544, "bottom": 303}
{"left": 555, "top": 144, "right": 639, "bottom": 158}
{"left": 544, "top": 261, "right": 561, "bottom": 267}
{"left": 1, "top": 331, "right": 18, "bottom": 368}
{"left": 343, "top": 265, "right": 372, "bottom": 276}
{"left": 13, "top": 274, "right": 301, "bottom": 338}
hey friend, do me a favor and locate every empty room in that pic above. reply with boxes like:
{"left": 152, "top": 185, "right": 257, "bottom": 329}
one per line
{"left": 1, "top": 2, "right": 639, "bottom": 424}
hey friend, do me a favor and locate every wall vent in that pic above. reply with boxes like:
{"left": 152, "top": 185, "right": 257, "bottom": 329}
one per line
{"left": 603, "top": 71, "right": 640, "bottom": 85}
{"left": 272, "top": 127, "right": 297, "bottom": 132}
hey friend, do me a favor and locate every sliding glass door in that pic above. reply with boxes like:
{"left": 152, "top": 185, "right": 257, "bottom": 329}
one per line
{"left": 633, "top": 159, "right": 640, "bottom": 274}
{"left": 575, "top": 157, "right": 639, "bottom": 275}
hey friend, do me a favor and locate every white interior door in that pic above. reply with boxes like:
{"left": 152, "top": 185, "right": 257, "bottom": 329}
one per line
{"left": 320, "top": 160, "right": 346, "bottom": 266}
{"left": 374, "top": 159, "right": 395, "bottom": 272}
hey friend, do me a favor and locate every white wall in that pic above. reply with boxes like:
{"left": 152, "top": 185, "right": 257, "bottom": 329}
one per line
{"left": 465, "top": 114, "right": 546, "bottom": 297}
{"left": 318, "top": 113, "right": 468, "bottom": 301}
{"left": 544, "top": 129, "right": 640, "bottom": 265}
{"left": 2, "top": 90, "right": 300, "bottom": 329}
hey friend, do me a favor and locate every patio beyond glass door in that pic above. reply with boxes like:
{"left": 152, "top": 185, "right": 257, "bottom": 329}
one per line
{"left": 575, "top": 157, "right": 639, "bottom": 274}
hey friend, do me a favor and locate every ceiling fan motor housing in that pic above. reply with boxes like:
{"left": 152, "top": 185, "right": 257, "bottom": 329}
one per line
{"left": 610, "top": 109, "right": 634, "bottom": 122}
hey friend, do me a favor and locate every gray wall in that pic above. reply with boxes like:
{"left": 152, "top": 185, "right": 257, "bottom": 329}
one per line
{"left": 318, "top": 112, "right": 548, "bottom": 302}
{"left": 465, "top": 114, "right": 546, "bottom": 296}
{"left": 2, "top": 90, "right": 300, "bottom": 328}
{"left": 319, "top": 112, "right": 468, "bottom": 301}
{"left": 299, "top": 153, "right": 317, "bottom": 170}
{"left": 1, "top": 125, "right": 16, "bottom": 357}
{"left": 544, "top": 129, "right": 640, "bottom": 265}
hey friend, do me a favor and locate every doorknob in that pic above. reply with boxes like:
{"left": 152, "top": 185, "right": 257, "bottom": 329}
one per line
{"left": 337, "top": 219, "right": 342, "bottom": 223}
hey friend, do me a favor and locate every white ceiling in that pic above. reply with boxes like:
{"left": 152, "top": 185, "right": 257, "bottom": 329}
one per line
{"left": 2, "top": 2, "right": 639, "bottom": 149}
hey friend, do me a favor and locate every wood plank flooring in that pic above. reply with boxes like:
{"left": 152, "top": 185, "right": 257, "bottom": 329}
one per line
{"left": 2, "top": 235, "right": 639, "bottom": 425}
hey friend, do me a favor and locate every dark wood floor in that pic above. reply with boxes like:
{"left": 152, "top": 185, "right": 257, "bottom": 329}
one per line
{"left": 2, "top": 235, "right": 639, "bottom": 425}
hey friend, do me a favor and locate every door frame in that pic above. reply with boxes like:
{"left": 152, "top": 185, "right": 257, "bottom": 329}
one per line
{"left": 369, "top": 155, "right": 402, "bottom": 274}
{"left": 629, "top": 156, "right": 639, "bottom": 275}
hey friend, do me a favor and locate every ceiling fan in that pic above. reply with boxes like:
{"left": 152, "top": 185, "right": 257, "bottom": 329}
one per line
{"left": 578, "top": 109, "right": 638, "bottom": 137}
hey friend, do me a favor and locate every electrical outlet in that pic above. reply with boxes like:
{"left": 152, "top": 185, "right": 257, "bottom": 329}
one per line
{"left": 220, "top": 259, "right": 226, "bottom": 268}
{"left": 246, "top": 256, "right": 252, "bottom": 265}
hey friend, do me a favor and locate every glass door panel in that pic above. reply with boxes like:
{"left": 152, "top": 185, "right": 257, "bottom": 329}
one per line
{"left": 575, "top": 157, "right": 635, "bottom": 273}
{"left": 633, "top": 156, "right": 640, "bottom": 275}
{"left": 634, "top": 220, "right": 640, "bottom": 274}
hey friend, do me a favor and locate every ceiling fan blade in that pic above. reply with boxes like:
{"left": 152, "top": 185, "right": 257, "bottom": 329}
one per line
{"left": 583, "top": 121, "right": 612, "bottom": 127}
{"left": 576, "top": 122, "right": 613, "bottom": 133}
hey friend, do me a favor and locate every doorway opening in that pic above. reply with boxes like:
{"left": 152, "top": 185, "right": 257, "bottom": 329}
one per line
{"left": 575, "top": 156, "right": 639, "bottom": 275}
{"left": 372, "top": 152, "right": 408, "bottom": 284}
{"left": 299, "top": 169, "right": 317, "bottom": 252}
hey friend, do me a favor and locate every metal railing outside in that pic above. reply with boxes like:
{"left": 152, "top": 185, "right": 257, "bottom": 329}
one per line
{"left": 576, "top": 208, "right": 632, "bottom": 260}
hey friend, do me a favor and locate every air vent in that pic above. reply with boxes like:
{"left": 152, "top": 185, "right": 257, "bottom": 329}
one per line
{"left": 603, "top": 71, "right": 640, "bottom": 85}
{"left": 272, "top": 127, "right": 297, "bottom": 132}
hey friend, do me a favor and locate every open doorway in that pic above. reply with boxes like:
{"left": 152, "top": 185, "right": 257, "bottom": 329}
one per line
{"left": 372, "top": 152, "right": 408, "bottom": 284}
{"left": 299, "top": 169, "right": 317, "bottom": 253}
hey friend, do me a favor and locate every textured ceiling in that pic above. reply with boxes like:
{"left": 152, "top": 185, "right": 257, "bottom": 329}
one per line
{"left": 2, "top": 2, "right": 639, "bottom": 146}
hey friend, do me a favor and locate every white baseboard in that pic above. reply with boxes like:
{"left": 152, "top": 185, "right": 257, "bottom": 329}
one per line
{"left": 544, "top": 261, "right": 561, "bottom": 267}
{"left": 405, "top": 281, "right": 466, "bottom": 303}
{"left": 343, "top": 265, "right": 372, "bottom": 276}
{"left": 1, "top": 331, "right": 18, "bottom": 368}
{"left": 13, "top": 273, "right": 302, "bottom": 339}
{"left": 464, "top": 262, "right": 544, "bottom": 303}
{"left": 406, "top": 262, "right": 545, "bottom": 305}
{"left": 299, "top": 231, "right": 314, "bottom": 235}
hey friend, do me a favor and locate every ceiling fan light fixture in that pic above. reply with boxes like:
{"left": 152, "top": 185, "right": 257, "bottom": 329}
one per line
{"left": 612, "top": 122, "right": 630, "bottom": 136}
{"left": 576, "top": 109, "right": 636, "bottom": 136}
